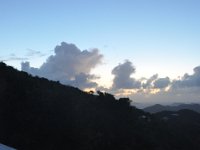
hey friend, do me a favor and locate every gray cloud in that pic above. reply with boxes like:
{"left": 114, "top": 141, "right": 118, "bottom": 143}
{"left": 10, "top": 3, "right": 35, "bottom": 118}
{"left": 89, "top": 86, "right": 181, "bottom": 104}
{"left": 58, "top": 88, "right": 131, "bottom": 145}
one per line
{"left": 21, "top": 62, "right": 40, "bottom": 75}
{"left": 69, "top": 73, "right": 98, "bottom": 89}
{"left": 21, "top": 42, "right": 103, "bottom": 89}
{"left": 142, "top": 75, "right": 170, "bottom": 89}
{"left": 153, "top": 77, "right": 170, "bottom": 89}
{"left": 111, "top": 60, "right": 141, "bottom": 90}
{"left": 142, "top": 74, "right": 158, "bottom": 89}
{"left": 172, "top": 66, "right": 200, "bottom": 88}
{"left": 130, "top": 87, "right": 200, "bottom": 105}
{"left": 109, "top": 63, "right": 200, "bottom": 105}
{"left": 128, "top": 66, "right": 200, "bottom": 105}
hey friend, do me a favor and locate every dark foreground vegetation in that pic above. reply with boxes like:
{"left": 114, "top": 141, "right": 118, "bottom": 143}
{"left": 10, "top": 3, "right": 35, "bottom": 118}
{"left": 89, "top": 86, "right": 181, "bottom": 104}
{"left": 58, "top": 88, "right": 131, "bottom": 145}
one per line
{"left": 0, "top": 62, "right": 200, "bottom": 150}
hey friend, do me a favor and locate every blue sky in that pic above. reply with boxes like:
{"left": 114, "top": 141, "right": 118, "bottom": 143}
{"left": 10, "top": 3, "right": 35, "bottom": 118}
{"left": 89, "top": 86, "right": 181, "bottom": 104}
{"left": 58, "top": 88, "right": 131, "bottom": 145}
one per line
{"left": 1, "top": 0, "right": 200, "bottom": 104}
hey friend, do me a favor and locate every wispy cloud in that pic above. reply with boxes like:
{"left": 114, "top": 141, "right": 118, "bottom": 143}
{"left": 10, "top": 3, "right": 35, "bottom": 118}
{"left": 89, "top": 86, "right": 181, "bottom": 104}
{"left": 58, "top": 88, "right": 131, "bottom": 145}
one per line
{"left": 26, "top": 49, "right": 46, "bottom": 57}
{"left": 1, "top": 55, "right": 28, "bottom": 62}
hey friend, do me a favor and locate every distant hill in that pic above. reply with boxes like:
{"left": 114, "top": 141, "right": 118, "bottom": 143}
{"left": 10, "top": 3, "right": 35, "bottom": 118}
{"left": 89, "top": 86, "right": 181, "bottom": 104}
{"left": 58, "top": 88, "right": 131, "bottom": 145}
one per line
{"left": 1, "top": 62, "right": 200, "bottom": 150}
{"left": 143, "top": 103, "right": 200, "bottom": 113}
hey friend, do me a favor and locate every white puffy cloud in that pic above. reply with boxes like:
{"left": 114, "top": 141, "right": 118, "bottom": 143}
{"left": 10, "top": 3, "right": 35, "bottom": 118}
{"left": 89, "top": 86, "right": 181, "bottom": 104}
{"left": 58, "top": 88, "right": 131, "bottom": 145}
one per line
{"left": 21, "top": 42, "right": 103, "bottom": 89}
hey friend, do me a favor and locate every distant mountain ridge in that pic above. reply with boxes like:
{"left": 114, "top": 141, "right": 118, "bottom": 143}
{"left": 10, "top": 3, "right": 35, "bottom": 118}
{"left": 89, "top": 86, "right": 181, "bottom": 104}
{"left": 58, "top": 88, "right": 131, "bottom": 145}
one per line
{"left": 143, "top": 103, "right": 200, "bottom": 113}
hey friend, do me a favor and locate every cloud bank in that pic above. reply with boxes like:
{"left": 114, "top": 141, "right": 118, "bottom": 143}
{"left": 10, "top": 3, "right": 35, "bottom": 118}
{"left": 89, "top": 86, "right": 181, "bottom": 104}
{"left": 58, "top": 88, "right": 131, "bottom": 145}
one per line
{"left": 172, "top": 66, "right": 200, "bottom": 88}
{"left": 19, "top": 41, "right": 200, "bottom": 105}
{"left": 110, "top": 60, "right": 200, "bottom": 104}
{"left": 21, "top": 42, "right": 103, "bottom": 89}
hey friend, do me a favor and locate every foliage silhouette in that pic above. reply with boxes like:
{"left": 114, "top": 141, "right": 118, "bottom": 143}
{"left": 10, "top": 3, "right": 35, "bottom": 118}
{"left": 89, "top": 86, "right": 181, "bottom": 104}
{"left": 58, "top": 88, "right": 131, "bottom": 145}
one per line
{"left": 0, "top": 62, "right": 200, "bottom": 150}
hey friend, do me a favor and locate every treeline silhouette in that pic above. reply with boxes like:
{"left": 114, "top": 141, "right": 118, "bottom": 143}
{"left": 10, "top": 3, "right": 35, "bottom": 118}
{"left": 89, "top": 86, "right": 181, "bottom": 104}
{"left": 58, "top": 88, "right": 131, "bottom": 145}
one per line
{"left": 0, "top": 62, "right": 200, "bottom": 150}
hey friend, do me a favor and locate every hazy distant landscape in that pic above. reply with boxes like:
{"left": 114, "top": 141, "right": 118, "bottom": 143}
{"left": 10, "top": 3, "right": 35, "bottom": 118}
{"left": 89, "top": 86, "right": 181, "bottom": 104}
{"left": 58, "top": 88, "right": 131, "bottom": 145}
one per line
{"left": 143, "top": 103, "right": 200, "bottom": 113}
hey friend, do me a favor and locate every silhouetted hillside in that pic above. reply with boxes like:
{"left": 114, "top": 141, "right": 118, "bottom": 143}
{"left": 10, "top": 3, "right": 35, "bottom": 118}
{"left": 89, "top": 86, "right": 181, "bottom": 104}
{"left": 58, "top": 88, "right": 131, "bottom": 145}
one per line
{"left": 143, "top": 103, "right": 200, "bottom": 113}
{"left": 1, "top": 62, "right": 200, "bottom": 150}
{"left": 154, "top": 109, "right": 200, "bottom": 150}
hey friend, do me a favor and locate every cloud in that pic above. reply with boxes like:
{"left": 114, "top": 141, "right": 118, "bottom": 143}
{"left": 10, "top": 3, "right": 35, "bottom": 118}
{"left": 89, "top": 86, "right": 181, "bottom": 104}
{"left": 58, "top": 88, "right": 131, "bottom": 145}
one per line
{"left": 142, "top": 74, "right": 158, "bottom": 89}
{"left": 172, "top": 66, "right": 200, "bottom": 88}
{"left": 19, "top": 42, "right": 200, "bottom": 105}
{"left": 69, "top": 73, "right": 98, "bottom": 89}
{"left": 0, "top": 53, "right": 28, "bottom": 62}
{"left": 141, "top": 74, "right": 170, "bottom": 89}
{"left": 26, "top": 49, "right": 46, "bottom": 57}
{"left": 21, "top": 62, "right": 40, "bottom": 75}
{"left": 3, "top": 56, "right": 28, "bottom": 62}
{"left": 153, "top": 77, "right": 170, "bottom": 89}
{"left": 111, "top": 60, "right": 141, "bottom": 90}
{"left": 110, "top": 63, "right": 200, "bottom": 105}
{"left": 125, "top": 66, "right": 200, "bottom": 105}
{"left": 21, "top": 42, "right": 103, "bottom": 89}
{"left": 130, "top": 85, "right": 200, "bottom": 105}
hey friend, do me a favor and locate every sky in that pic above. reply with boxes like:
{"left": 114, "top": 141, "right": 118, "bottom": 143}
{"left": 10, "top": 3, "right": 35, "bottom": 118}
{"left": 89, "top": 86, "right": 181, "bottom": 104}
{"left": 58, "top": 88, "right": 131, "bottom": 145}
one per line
{"left": 1, "top": 0, "right": 200, "bottom": 106}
